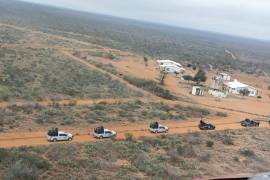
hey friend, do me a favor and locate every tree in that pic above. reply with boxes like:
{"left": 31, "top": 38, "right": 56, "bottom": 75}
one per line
{"left": 239, "top": 88, "right": 250, "bottom": 96}
{"left": 143, "top": 56, "right": 148, "bottom": 67}
{"left": 182, "top": 75, "right": 193, "bottom": 82}
{"left": 193, "top": 69, "right": 207, "bottom": 84}
{"left": 159, "top": 69, "right": 168, "bottom": 85}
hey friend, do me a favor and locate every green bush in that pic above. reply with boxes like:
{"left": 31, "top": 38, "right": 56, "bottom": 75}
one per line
{"left": 199, "top": 152, "right": 211, "bottom": 162}
{"left": 177, "top": 145, "right": 196, "bottom": 158}
{"left": 125, "top": 133, "right": 134, "bottom": 141}
{"left": 240, "top": 149, "right": 255, "bottom": 157}
{"left": 206, "top": 141, "right": 214, "bottom": 147}
{"left": 58, "top": 159, "right": 78, "bottom": 168}
{"left": 222, "top": 135, "right": 234, "bottom": 145}
{"left": 123, "top": 75, "right": 177, "bottom": 100}
{"left": 216, "top": 112, "right": 228, "bottom": 117}
{"left": 5, "top": 160, "right": 38, "bottom": 180}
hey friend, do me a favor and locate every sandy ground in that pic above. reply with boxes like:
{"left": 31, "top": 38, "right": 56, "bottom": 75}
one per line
{"left": 108, "top": 56, "right": 270, "bottom": 118}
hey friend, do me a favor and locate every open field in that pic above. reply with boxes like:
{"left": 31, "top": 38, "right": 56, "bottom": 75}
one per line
{"left": 0, "top": 128, "right": 270, "bottom": 179}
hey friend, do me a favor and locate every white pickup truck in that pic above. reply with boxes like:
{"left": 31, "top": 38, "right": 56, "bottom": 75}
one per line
{"left": 47, "top": 128, "right": 73, "bottom": 142}
{"left": 149, "top": 122, "right": 169, "bottom": 133}
{"left": 93, "top": 126, "right": 116, "bottom": 139}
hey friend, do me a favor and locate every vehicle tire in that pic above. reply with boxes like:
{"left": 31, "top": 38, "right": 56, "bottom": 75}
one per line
{"left": 99, "top": 136, "right": 103, "bottom": 139}
{"left": 68, "top": 137, "right": 72, "bottom": 141}
{"left": 155, "top": 130, "right": 158, "bottom": 133}
{"left": 53, "top": 138, "right": 57, "bottom": 142}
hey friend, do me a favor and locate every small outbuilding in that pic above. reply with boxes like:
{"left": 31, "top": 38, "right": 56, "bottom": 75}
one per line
{"left": 192, "top": 86, "right": 204, "bottom": 96}
{"left": 208, "top": 88, "right": 228, "bottom": 98}
{"left": 157, "top": 60, "right": 185, "bottom": 74}
{"left": 157, "top": 59, "right": 182, "bottom": 68}
{"left": 216, "top": 72, "right": 231, "bottom": 81}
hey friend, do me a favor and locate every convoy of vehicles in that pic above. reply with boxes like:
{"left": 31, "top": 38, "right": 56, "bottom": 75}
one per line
{"left": 47, "top": 118, "right": 265, "bottom": 142}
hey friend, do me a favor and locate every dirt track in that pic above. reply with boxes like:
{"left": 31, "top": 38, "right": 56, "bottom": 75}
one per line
{"left": 0, "top": 116, "right": 269, "bottom": 148}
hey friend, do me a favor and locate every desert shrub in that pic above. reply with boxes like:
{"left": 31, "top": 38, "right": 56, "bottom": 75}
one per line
{"left": 123, "top": 75, "right": 177, "bottom": 100}
{"left": 125, "top": 133, "right": 134, "bottom": 141}
{"left": 132, "top": 154, "right": 166, "bottom": 177}
{"left": 240, "top": 149, "right": 255, "bottom": 158}
{"left": 58, "top": 159, "right": 78, "bottom": 168}
{"left": 60, "top": 116, "right": 75, "bottom": 125}
{"left": 216, "top": 112, "right": 228, "bottom": 117}
{"left": 85, "top": 144, "right": 98, "bottom": 157}
{"left": 0, "top": 48, "right": 141, "bottom": 101}
{"left": 185, "top": 106, "right": 210, "bottom": 117}
{"left": 5, "top": 160, "right": 38, "bottom": 180}
{"left": 233, "top": 156, "right": 239, "bottom": 162}
{"left": 182, "top": 75, "right": 193, "bottom": 81}
{"left": 176, "top": 145, "right": 196, "bottom": 158}
{"left": 47, "top": 144, "right": 78, "bottom": 161}
{"left": 222, "top": 135, "right": 234, "bottom": 145}
{"left": 0, "top": 85, "right": 12, "bottom": 101}
{"left": 106, "top": 52, "right": 116, "bottom": 60}
{"left": 68, "top": 100, "right": 77, "bottom": 106}
{"left": 257, "top": 96, "right": 262, "bottom": 99}
{"left": 206, "top": 141, "right": 214, "bottom": 147}
{"left": 0, "top": 148, "right": 11, "bottom": 162}
{"left": 186, "top": 135, "right": 202, "bottom": 145}
{"left": 22, "top": 154, "right": 50, "bottom": 170}
{"left": 198, "top": 152, "right": 211, "bottom": 162}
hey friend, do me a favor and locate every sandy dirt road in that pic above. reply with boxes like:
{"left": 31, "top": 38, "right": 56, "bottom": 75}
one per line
{"left": 0, "top": 115, "right": 269, "bottom": 148}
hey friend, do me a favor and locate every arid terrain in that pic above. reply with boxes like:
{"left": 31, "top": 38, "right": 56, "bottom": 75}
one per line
{"left": 0, "top": 0, "right": 270, "bottom": 179}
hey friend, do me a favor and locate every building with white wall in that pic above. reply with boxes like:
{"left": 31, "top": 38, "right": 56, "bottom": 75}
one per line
{"left": 192, "top": 86, "right": 204, "bottom": 96}
{"left": 157, "top": 60, "right": 182, "bottom": 68}
{"left": 224, "top": 79, "right": 257, "bottom": 97}
{"left": 216, "top": 73, "right": 231, "bottom": 81}
{"left": 157, "top": 60, "right": 185, "bottom": 74}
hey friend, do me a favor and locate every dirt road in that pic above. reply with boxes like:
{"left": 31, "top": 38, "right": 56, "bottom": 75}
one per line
{"left": 0, "top": 115, "right": 269, "bottom": 148}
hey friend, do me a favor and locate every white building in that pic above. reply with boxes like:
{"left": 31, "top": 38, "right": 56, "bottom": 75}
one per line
{"left": 159, "top": 65, "right": 185, "bottom": 74}
{"left": 217, "top": 73, "right": 231, "bottom": 81}
{"left": 208, "top": 88, "right": 228, "bottom": 98}
{"left": 157, "top": 60, "right": 182, "bottom": 68}
{"left": 192, "top": 86, "right": 204, "bottom": 96}
{"left": 224, "top": 79, "right": 257, "bottom": 97}
{"left": 157, "top": 60, "right": 185, "bottom": 74}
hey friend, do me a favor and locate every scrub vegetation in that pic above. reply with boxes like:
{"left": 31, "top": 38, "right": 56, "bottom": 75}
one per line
{"left": 0, "top": 129, "right": 269, "bottom": 179}
{"left": 0, "top": 48, "right": 141, "bottom": 101}
{"left": 0, "top": 100, "right": 209, "bottom": 130}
